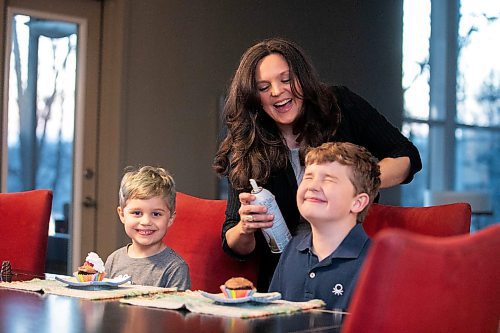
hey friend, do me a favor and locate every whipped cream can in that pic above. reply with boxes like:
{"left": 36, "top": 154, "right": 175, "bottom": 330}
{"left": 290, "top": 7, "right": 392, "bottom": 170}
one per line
{"left": 250, "top": 179, "right": 291, "bottom": 253}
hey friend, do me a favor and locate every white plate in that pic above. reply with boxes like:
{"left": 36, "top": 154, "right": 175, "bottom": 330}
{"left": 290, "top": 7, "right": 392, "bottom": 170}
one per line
{"left": 199, "top": 291, "right": 281, "bottom": 304}
{"left": 55, "top": 275, "right": 131, "bottom": 289}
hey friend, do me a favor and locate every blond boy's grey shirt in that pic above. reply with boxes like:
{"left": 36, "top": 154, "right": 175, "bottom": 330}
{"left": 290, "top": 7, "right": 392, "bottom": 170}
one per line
{"left": 105, "top": 244, "right": 191, "bottom": 290}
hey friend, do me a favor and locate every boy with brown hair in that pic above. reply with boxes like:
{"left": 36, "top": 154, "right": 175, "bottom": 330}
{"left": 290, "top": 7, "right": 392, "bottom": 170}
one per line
{"left": 269, "top": 142, "right": 381, "bottom": 309}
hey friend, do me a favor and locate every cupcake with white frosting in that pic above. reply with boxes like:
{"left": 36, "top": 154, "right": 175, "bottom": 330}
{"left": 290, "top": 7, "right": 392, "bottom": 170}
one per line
{"left": 75, "top": 252, "right": 106, "bottom": 282}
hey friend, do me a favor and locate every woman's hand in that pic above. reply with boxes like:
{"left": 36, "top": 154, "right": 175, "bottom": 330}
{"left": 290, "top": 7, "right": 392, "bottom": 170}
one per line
{"left": 237, "top": 192, "right": 274, "bottom": 234}
{"left": 225, "top": 192, "right": 274, "bottom": 255}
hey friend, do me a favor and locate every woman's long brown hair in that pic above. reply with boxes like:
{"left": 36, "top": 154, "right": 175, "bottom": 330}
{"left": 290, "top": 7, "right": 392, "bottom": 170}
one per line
{"left": 213, "top": 38, "right": 340, "bottom": 190}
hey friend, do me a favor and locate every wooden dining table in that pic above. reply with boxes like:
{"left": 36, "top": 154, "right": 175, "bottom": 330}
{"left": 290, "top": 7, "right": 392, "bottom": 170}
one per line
{"left": 0, "top": 283, "right": 346, "bottom": 333}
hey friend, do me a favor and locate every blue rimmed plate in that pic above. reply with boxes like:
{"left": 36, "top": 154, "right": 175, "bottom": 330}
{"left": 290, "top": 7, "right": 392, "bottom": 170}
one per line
{"left": 199, "top": 291, "right": 281, "bottom": 304}
{"left": 55, "top": 275, "right": 131, "bottom": 289}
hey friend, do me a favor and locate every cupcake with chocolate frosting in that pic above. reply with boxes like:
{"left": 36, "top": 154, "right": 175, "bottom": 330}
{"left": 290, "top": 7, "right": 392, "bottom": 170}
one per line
{"left": 220, "top": 277, "right": 256, "bottom": 298}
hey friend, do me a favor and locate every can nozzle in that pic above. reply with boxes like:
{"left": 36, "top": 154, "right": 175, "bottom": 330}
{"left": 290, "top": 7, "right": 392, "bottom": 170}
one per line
{"left": 249, "top": 179, "right": 261, "bottom": 193}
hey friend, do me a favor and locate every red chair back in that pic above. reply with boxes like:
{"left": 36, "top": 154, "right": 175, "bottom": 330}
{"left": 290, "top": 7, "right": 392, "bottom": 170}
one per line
{"left": 364, "top": 202, "right": 471, "bottom": 237}
{"left": 163, "top": 192, "right": 258, "bottom": 292}
{"left": 0, "top": 190, "right": 53, "bottom": 276}
{"left": 342, "top": 225, "right": 500, "bottom": 333}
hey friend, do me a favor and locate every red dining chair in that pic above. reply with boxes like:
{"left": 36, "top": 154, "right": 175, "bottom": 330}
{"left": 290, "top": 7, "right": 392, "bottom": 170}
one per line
{"left": 363, "top": 202, "right": 471, "bottom": 237}
{"left": 163, "top": 192, "right": 258, "bottom": 292}
{"left": 342, "top": 225, "right": 500, "bottom": 333}
{"left": 0, "top": 189, "right": 53, "bottom": 276}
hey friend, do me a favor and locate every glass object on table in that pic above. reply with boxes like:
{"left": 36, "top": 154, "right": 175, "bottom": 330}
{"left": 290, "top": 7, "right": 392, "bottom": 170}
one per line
{"left": 1, "top": 261, "right": 13, "bottom": 282}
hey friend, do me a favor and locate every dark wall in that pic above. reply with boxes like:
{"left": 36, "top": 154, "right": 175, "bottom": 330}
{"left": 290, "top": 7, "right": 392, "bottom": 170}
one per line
{"left": 120, "top": 0, "right": 404, "bottom": 203}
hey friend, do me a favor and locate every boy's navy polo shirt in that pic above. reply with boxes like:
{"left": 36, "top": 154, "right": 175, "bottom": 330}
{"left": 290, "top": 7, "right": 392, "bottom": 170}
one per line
{"left": 268, "top": 223, "right": 371, "bottom": 310}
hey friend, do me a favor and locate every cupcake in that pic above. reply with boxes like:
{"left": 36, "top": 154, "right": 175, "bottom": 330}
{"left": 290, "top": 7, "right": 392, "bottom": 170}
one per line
{"left": 76, "top": 252, "right": 106, "bottom": 282}
{"left": 220, "top": 277, "right": 256, "bottom": 299}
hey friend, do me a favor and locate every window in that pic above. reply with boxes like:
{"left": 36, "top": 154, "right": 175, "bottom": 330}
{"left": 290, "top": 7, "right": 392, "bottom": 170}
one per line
{"left": 402, "top": 0, "right": 499, "bottom": 230}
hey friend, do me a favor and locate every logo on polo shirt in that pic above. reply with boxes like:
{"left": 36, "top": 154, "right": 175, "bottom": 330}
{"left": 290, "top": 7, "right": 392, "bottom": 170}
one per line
{"left": 332, "top": 283, "right": 344, "bottom": 296}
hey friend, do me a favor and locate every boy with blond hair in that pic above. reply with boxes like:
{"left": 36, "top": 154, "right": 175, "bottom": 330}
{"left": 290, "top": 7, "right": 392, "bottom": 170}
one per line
{"left": 269, "top": 142, "right": 380, "bottom": 309}
{"left": 105, "top": 166, "right": 191, "bottom": 290}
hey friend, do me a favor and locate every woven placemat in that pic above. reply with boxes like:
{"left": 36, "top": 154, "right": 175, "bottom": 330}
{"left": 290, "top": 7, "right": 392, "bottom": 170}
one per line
{"left": 0, "top": 278, "right": 175, "bottom": 300}
{"left": 121, "top": 290, "right": 326, "bottom": 318}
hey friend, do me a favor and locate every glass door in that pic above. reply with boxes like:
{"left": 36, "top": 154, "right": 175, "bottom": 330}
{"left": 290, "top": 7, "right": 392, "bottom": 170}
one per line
{"left": 1, "top": 0, "right": 102, "bottom": 274}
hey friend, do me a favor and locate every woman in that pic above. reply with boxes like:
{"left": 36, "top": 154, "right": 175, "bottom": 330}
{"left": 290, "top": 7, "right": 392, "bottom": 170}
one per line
{"left": 213, "top": 38, "right": 421, "bottom": 290}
